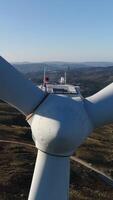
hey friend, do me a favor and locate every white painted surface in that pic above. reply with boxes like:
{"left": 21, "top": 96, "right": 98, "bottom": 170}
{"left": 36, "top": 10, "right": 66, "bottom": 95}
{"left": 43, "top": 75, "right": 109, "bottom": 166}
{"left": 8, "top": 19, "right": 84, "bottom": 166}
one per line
{"left": 1, "top": 57, "right": 113, "bottom": 200}
{"left": 0, "top": 56, "right": 45, "bottom": 115}
{"left": 85, "top": 83, "right": 113, "bottom": 127}
{"left": 28, "top": 94, "right": 93, "bottom": 156}
{"left": 28, "top": 150, "right": 70, "bottom": 200}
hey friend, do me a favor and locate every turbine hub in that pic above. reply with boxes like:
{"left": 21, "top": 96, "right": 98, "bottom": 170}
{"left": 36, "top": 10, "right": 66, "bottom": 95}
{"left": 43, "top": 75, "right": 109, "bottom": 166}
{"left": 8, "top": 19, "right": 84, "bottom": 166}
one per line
{"left": 28, "top": 94, "right": 93, "bottom": 156}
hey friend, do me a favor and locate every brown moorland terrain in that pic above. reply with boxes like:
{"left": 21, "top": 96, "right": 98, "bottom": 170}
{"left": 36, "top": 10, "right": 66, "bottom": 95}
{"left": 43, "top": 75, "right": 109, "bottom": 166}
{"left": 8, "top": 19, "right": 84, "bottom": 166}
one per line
{"left": 0, "top": 67, "right": 113, "bottom": 199}
{"left": 0, "top": 102, "right": 113, "bottom": 200}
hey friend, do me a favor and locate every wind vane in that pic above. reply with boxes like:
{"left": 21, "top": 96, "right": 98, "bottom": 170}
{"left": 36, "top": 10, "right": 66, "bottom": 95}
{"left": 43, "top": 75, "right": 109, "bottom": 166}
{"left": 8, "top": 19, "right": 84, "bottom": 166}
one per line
{"left": 0, "top": 56, "right": 113, "bottom": 200}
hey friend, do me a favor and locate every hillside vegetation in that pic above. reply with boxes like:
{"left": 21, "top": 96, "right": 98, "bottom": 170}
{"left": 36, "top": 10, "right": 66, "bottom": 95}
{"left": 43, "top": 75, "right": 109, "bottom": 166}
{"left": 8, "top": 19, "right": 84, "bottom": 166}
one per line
{"left": 0, "top": 66, "right": 113, "bottom": 199}
{"left": 25, "top": 66, "right": 113, "bottom": 96}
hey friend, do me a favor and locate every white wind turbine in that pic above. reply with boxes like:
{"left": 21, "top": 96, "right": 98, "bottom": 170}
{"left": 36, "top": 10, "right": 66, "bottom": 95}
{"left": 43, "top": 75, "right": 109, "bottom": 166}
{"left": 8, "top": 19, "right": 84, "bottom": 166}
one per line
{"left": 0, "top": 56, "right": 113, "bottom": 200}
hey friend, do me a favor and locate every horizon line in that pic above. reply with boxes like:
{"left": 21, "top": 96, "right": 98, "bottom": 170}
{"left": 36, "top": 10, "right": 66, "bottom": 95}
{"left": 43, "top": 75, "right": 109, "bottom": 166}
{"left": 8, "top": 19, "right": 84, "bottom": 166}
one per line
{"left": 12, "top": 60, "right": 113, "bottom": 64}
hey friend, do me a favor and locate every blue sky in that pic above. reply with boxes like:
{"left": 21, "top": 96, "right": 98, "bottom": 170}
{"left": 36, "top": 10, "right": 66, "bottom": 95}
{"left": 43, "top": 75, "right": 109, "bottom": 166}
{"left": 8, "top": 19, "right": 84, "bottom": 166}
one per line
{"left": 0, "top": 0, "right": 113, "bottom": 62}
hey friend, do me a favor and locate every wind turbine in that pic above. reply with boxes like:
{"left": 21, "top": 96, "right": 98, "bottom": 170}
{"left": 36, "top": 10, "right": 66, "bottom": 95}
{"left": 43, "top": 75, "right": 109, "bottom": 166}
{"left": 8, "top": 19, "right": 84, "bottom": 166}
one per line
{"left": 0, "top": 56, "right": 113, "bottom": 200}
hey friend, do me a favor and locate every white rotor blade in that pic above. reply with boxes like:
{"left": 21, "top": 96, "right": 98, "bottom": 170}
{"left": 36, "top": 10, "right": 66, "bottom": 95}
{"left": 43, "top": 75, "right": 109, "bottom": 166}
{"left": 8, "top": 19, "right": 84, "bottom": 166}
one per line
{"left": 0, "top": 56, "right": 45, "bottom": 115}
{"left": 28, "top": 150, "right": 70, "bottom": 200}
{"left": 84, "top": 83, "right": 113, "bottom": 127}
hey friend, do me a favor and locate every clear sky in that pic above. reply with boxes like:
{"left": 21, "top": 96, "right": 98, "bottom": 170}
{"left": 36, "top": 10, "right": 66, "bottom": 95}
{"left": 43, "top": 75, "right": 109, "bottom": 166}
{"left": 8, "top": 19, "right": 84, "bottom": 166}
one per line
{"left": 0, "top": 0, "right": 113, "bottom": 62}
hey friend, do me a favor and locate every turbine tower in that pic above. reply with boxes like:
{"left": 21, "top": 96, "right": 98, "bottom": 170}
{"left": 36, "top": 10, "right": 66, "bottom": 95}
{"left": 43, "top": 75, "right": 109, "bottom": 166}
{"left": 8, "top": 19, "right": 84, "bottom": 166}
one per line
{"left": 0, "top": 56, "right": 113, "bottom": 200}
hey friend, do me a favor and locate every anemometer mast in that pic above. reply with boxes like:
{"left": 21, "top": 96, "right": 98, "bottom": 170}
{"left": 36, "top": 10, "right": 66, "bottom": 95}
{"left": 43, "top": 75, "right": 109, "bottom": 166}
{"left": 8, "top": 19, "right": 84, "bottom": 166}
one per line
{"left": 1, "top": 56, "right": 113, "bottom": 200}
{"left": 64, "top": 71, "right": 67, "bottom": 84}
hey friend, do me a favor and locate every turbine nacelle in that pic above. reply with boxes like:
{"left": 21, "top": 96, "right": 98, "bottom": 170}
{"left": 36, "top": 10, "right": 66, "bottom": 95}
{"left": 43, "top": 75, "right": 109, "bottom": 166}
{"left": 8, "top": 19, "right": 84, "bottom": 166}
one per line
{"left": 1, "top": 56, "right": 113, "bottom": 200}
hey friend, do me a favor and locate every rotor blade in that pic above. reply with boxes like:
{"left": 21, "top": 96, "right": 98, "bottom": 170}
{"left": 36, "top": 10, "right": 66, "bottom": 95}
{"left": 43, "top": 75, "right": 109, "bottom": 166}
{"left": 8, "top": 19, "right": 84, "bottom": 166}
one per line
{"left": 84, "top": 83, "right": 113, "bottom": 127}
{"left": 0, "top": 56, "right": 45, "bottom": 115}
{"left": 28, "top": 150, "right": 70, "bottom": 200}
{"left": 71, "top": 156, "right": 113, "bottom": 187}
